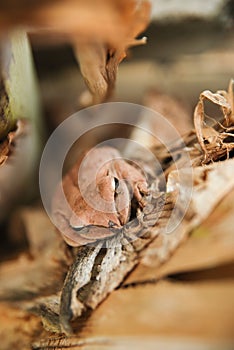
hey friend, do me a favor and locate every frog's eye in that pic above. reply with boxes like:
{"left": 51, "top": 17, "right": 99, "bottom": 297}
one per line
{"left": 110, "top": 177, "right": 116, "bottom": 191}
{"left": 114, "top": 177, "right": 119, "bottom": 191}
{"left": 110, "top": 177, "right": 119, "bottom": 191}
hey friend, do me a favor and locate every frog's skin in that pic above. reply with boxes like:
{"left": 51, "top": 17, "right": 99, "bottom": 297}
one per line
{"left": 52, "top": 146, "right": 148, "bottom": 247}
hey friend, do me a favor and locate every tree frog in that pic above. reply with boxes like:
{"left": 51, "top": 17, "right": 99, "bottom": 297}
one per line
{"left": 52, "top": 146, "right": 148, "bottom": 246}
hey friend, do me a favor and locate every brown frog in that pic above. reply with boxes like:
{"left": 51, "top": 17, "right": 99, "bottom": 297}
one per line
{"left": 52, "top": 146, "right": 148, "bottom": 246}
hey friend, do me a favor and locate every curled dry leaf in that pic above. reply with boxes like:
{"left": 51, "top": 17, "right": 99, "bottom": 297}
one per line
{"left": 194, "top": 80, "right": 234, "bottom": 163}
{"left": 0, "top": 120, "right": 35, "bottom": 221}
{"left": 75, "top": 0, "right": 151, "bottom": 104}
{"left": 0, "top": 123, "right": 19, "bottom": 165}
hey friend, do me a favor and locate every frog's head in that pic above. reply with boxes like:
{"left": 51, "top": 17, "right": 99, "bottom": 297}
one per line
{"left": 69, "top": 168, "right": 131, "bottom": 230}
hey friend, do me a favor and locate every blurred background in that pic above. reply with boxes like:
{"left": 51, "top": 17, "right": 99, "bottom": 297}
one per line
{"left": 29, "top": 0, "right": 234, "bottom": 129}
{"left": 0, "top": 1, "right": 233, "bottom": 349}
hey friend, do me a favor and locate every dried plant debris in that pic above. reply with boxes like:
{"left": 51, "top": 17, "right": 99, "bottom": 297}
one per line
{"left": 58, "top": 192, "right": 170, "bottom": 335}
{"left": 30, "top": 188, "right": 173, "bottom": 334}
{"left": 75, "top": 0, "right": 151, "bottom": 104}
{"left": 32, "top": 159, "right": 234, "bottom": 334}
{"left": 0, "top": 79, "right": 16, "bottom": 141}
{"left": 194, "top": 80, "right": 234, "bottom": 163}
{"left": 0, "top": 119, "right": 35, "bottom": 221}
{"left": 0, "top": 119, "right": 27, "bottom": 165}
{"left": 0, "top": 123, "right": 18, "bottom": 166}
{"left": 0, "top": 208, "right": 72, "bottom": 301}
{"left": 124, "top": 157, "right": 234, "bottom": 285}
{"left": 39, "top": 281, "right": 234, "bottom": 350}
{"left": 150, "top": 81, "right": 234, "bottom": 173}
{"left": 0, "top": 303, "right": 42, "bottom": 350}
{"left": 34, "top": 150, "right": 169, "bottom": 334}
{"left": 0, "top": 137, "right": 10, "bottom": 165}
{"left": 2, "top": 84, "right": 234, "bottom": 344}
{"left": 38, "top": 83, "right": 234, "bottom": 334}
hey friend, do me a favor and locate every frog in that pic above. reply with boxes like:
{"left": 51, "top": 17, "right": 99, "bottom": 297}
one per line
{"left": 52, "top": 146, "right": 149, "bottom": 247}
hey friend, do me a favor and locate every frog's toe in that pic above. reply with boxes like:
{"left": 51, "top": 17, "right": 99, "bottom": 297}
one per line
{"left": 133, "top": 182, "right": 149, "bottom": 206}
{"left": 138, "top": 181, "right": 149, "bottom": 194}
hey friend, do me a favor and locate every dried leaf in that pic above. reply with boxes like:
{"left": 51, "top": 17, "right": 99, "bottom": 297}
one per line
{"left": 0, "top": 1, "right": 149, "bottom": 44}
{"left": 0, "top": 207, "right": 72, "bottom": 300}
{"left": 3, "top": 81, "right": 234, "bottom": 344}
{"left": 125, "top": 158, "right": 234, "bottom": 284}
{"left": 0, "top": 303, "right": 42, "bottom": 350}
{"left": 0, "top": 120, "right": 32, "bottom": 221}
{"left": 0, "top": 79, "right": 16, "bottom": 140}
{"left": 0, "top": 138, "right": 10, "bottom": 165}
{"left": 0, "top": 120, "right": 25, "bottom": 165}
{"left": 75, "top": 0, "right": 151, "bottom": 104}
{"left": 52, "top": 180, "right": 167, "bottom": 334}
{"left": 34, "top": 84, "right": 234, "bottom": 333}
{"left": 33, "top": 280, "right": 234, "bottom": 349}
{"left": 194, "top": 80, "right": 234, "bottom": 163}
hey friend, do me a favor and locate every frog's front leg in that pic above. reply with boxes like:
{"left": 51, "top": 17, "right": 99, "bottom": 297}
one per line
{"left": 114, "top": 159, "right": 149, "bottom": 207}
{"left": 133, "top": 180, "right": 149, "bottom": 207}
{"left": 53, "top": 211, "right": 94, "bottom": 247}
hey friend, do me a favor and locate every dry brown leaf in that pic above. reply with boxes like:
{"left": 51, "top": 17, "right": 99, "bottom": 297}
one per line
{"left": 125, "top": 158, "right": 234, "bottom": 285}
{"left": 0, "top": 121, "right": 26, "bottom": 166}
{"left": 0, "top": 139, "right": 9, "bottom": 165}
{"left": 28, "top": 86, "right": 234, "bottom": 333}
{"left": 0, "top": 120, "right": 35, "bottom": 222}
{"left": 34, "top": 158, "right": 234, "bottom": 333}
{"left": 3, "top": 83, "right": 234, "bottom": 343}
{"left": 143, "top": 90, "right": 192, "bottom": 136}
{"left": 128, "top": 91, "right": 192, "bottom": 152}
{"left": 0, "top": 123, "right": 19, "bottom": 166}
{"left": 75, "top": 0, "right": 151, "bottom": 104}
{"left": 194, "top": 80, "right": 234, "bottom": 163}
{"left": 0, "top": 1, "right": 148, "bottom": 43}
{"left": 80, "top": 280, "right": 234, "bottom": 340}
{"left": 33, "top": 280, "right": 234, "bottom": 349}
{"left": 0, "top": 303, "right": 42, "bottom": 350}
{"left": 0, "top": 207, "right": 71, "bottom": 300}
